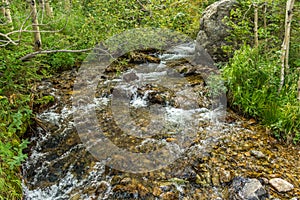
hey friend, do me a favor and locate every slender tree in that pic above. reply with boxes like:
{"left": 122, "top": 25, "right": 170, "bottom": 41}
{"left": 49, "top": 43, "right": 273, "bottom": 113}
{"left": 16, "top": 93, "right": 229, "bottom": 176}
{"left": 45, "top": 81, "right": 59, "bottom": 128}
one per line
{"left": 298, "top": 77, "right": 300, "bottom": 101}
{"left": 1, "top": 0, "right": 6, "bottom": 17}
{"left": 29, "top": 0, "right": 42, "bottom": 51}
{"left": 45, "top": 0, "right": 53, "bottom": 17}
{"left": 64, "top": 0, "right": 70, "bottom": 10}
{"left": 279, "top": 0, "right": 295, "bottom": 92}
{"left": 253, "top": 3, "right": 259, "bottom": 47}
{"left": 2, "top": 0, "right": 13, "bottom": 25}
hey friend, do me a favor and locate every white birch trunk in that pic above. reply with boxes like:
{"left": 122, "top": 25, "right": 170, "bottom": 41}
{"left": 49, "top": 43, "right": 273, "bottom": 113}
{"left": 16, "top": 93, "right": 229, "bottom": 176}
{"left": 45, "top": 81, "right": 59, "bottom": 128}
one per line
{"left": 30, "top": 0, "right": 42, "bottom": 51}
{"left": 45, "top": 0, "right": 53, "bottom": 18}
{"left": 279, "top": 0, "right": 295, "bottom": 92}
{"left": 64, "top": 0, "right": 71, "bottom": 10}
{"left": 3, "top": 0, "right": 13, "bottom": 25}
{"left": 1, "top": 0, "right": 6, "bottom": 17}
{"left": 298, "top": 78, "right": 300, "bottom": 101}
{"left": 253, "top": 4, "right": 259, "bottom": 48}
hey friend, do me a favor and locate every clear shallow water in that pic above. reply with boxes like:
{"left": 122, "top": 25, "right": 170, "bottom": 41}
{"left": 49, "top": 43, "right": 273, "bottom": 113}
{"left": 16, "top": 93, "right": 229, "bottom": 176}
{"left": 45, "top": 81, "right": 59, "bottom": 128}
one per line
{"left": 22, "top": 43, "right": 242, "bottom": 199}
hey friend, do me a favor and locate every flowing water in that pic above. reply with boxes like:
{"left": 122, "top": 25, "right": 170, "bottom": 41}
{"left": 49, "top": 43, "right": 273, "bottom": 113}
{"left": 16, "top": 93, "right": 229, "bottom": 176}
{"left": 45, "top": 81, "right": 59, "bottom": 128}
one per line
{"left": 22, "top": 43, "right": 300, "bottom": 200}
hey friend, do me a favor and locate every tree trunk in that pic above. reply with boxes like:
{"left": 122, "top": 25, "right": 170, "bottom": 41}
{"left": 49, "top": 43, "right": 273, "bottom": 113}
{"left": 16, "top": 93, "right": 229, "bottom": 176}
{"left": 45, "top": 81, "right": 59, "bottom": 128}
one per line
{"left": 298, "top": 77, "right": 300, "bottom": 101}
{"left": 263, "top": 2, "right": 267, "bottom": 46}
{"left": 30, "top": 0, "right": 42, "bottom": 51}
{"left": 2, "top": 0, "right": 13, "bottom": 25}
{"left": 263, "top": 2, "right": 267, "bottom": 30}
{"left": 253, "top": 3, "right": 259, "bottom": 48}
{"left": 45, "top": 0, "right": 53, "bottom": 17}
{"left": 1, "top": 0, "right": 6, "bottom": 17}
{"left": 64, "top": 0, "right": 70, "bottom": 10}
{"left": 279, "top": 0, "right": 295, "bottom": 93}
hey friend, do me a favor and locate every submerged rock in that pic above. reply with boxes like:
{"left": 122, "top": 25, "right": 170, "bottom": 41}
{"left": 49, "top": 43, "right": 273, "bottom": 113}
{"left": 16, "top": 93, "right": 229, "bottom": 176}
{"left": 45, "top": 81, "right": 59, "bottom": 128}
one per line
{"left": 229, "top": 177, "right": 269, "bottom": 200}
{"left": 269, "top": 178, "right": 294, "bottom": 193}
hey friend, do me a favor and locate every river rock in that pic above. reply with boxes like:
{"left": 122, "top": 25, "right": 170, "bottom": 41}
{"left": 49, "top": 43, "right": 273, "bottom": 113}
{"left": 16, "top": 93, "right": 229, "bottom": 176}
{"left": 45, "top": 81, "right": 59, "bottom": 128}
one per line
{"left": 195, "top": 0, "right": 237, "bottom": 62}
{"left": 219, "top": 168, "right": 232, "bottom": 183}
{"left": 229, "top": 177, "right": 269, "bottom": 200}
{"left": 161, "top": 191, "right": 178, "bottom": 200}
{"left": 269, "top": 178, "right": 294, "bottom": 192}
{"left": 250, "top": 150, "right": 266, "bottom": 159}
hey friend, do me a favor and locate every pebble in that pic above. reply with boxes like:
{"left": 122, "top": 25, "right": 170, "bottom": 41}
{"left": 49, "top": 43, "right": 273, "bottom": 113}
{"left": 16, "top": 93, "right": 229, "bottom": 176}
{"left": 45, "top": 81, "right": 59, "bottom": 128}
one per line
{"left": 269, "top": 178, "right": 294, "bottom": 192}
{"left": 219, "top": 169, "right": 232, "bottom": 183}
{"left": 152, "top": 187, "right": 162, "bottom": 196}
{"left": 250, "top": 150, "right": 266, "bottom": 159}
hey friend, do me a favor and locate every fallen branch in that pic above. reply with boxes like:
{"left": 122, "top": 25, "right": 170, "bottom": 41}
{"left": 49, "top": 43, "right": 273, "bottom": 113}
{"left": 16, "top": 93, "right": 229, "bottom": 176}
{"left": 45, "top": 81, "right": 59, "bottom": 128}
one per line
{"left": 0, "top": 32, "right": 18, "bottom": 46}
{"left": 19, "top": 47, "right": 115, "bottom": 61}
{"left": 20, "top": 48, "right": 93, "bottom": 61}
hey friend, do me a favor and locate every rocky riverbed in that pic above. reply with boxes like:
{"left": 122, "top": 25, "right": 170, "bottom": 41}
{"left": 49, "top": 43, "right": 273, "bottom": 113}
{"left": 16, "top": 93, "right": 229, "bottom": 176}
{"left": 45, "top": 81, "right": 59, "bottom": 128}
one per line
{"left": 22, "top": 46, "right": 299, "bottom": 200}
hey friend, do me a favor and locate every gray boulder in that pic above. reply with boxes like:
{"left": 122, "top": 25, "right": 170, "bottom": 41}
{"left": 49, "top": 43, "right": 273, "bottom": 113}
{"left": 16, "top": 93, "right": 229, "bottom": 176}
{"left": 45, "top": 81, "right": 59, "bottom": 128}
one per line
{"left": 195, "top": 0, "right": 237, "bottom": 62}
{"left": 229, "top": 177, "right": 269, "bottom": 200}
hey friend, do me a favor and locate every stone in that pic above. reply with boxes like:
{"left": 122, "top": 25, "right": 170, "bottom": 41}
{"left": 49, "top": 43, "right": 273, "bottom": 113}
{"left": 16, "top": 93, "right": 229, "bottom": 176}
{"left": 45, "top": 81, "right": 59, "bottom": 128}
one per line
{"left": 152, "top": 187, "right": 162, "bottom": 197}
{"left": 219, "top": 168, "right": 232, "bottom": 183}
{"left": 161, "top": 191, "right": 178, "bottom": 200}
{"left": 242, "top": 179, "right": 268, "bottom": 200}
{"left": 195, "top": 0, "right": 237, "bottom": 62}
{"left": 250, "top": 150, "right": 266, "bottom": 159}
{"left": 120, "top": 177, "right": 132, "bottom": 185}
{"left": 229, "top": 177, "right": 269, "bottom": 200}
{"left": 122, "top": 71, "right": 139, "bottom": 82}
{"left": 269, "top": 178, "right": 294, "bottom": 192}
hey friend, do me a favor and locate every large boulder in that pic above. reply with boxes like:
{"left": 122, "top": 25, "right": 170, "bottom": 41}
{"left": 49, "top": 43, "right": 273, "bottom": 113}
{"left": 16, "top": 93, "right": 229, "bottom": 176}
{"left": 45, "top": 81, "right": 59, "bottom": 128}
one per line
{"left": 195, "top": 0, "right": 237, "bottom": 62}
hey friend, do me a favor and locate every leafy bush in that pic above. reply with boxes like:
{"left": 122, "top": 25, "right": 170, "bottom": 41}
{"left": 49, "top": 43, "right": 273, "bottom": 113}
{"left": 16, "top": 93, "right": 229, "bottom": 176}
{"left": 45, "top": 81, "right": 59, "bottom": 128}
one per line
{"left": 223, "top": 45, "right": 300, "bottom": 144}
{"left": 0, "top": 95, "right": 31, "bottom": 200}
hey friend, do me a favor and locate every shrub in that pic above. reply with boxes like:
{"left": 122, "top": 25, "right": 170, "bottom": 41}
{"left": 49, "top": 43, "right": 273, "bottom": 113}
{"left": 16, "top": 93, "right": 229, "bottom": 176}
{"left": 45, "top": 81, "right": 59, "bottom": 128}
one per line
{"left": 223, "top": 45, "right": 300, "bottom": 144}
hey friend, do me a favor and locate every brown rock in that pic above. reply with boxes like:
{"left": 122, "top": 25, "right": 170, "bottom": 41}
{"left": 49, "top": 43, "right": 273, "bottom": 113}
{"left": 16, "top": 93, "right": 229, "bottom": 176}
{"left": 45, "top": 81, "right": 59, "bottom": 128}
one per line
{"left": 161, "top": 191, "right": 179, "bottom": 200}
{"left": 152, "top": 187, "right": 162, "bottom": 197}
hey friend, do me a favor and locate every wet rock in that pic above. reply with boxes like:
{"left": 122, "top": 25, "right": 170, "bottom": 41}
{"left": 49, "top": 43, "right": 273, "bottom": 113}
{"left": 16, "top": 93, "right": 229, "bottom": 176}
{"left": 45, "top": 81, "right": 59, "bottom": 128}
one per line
{"left": 122, "top": 71, "right": 139, "bottom": 82}
{"left": 177, "top": 167, "right": 197, "bottom": 182}
{"left": 195, "top": 0, "right": 237, "bottom": 62}
{"left": 152, "top": 187, "right": 162, "bottom": 197}
{"left": 250, "top": 150, "right": 266, "bottom": 159}
{"left": 70, "top": 193, "right": 81, "bottom": 200}
{"left": 219, "top": 169, "right": 232, "bottom": 183}
{"left": 161, "top": 191, "right": 179, "bottom": 200}
{"left": 229, "top": 177, "right": 269, "bottom": 200}
{"left": 120, "top": 177, "right": 132, "bottom": 185}
{"left": 212, "top": 173, "right": 221, "bottom": 186}
{"left": 269, "top": 178, "right": 294, "bottom": 192}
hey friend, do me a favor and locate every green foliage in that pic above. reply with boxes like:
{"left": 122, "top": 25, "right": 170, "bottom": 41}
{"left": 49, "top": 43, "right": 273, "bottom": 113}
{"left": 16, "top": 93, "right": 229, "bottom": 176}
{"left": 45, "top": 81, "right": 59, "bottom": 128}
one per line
{"left": 223, "top": 0, "right": 286, "bottom": 55}
{"left": 223, "top": 45, "right": 300, "bottom": 144}
{"left": 206, "top": 74, "right": 227, "bottom": 98}
{"left": 0, "top": 95, "right": 31, "bottom": 200}
{"left": 0, "top": 1, "right": 219, "bottom": 199}
{"left": 222, "top": 0, "right": 300, "bottom": 143}
{"left": 35, "top": 95, "right": 55, "bottom": 105}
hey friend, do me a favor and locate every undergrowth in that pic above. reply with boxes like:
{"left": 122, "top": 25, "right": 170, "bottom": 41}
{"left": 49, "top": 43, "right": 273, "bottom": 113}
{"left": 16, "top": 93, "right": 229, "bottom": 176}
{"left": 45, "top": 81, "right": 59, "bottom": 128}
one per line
{"left": 223, "top": 45, "right": 300, "bottom": 144}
